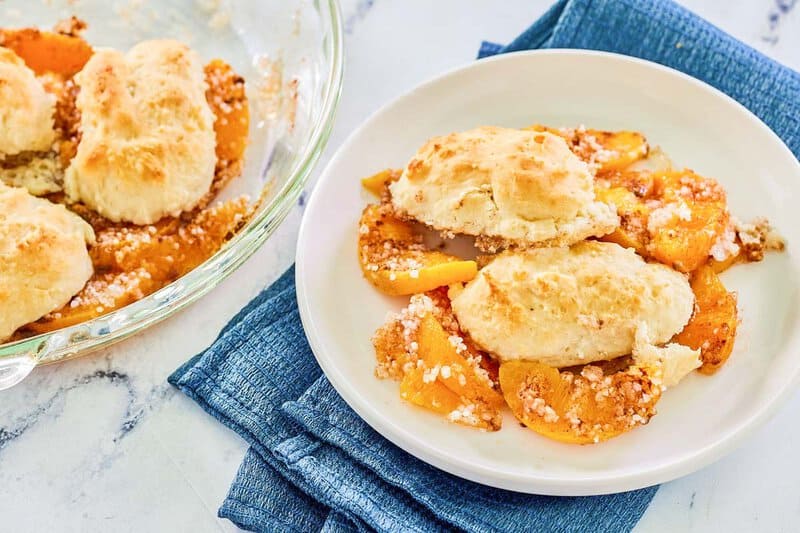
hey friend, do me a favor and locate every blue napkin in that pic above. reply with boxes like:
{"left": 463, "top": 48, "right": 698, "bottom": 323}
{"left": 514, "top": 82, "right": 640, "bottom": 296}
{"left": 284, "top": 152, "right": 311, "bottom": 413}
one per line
{"left": 170, "top": 1, "right": 800, "bottom": 531}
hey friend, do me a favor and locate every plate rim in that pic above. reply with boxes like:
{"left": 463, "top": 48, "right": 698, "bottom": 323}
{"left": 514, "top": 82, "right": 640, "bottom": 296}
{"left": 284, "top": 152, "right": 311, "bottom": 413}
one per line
{"left": 296, "top": 48, "right": 800, "bottom": 495}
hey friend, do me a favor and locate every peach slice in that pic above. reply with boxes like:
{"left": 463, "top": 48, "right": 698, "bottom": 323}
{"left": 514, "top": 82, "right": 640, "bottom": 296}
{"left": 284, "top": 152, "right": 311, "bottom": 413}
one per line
{"left": 499, "top": 360, "right": 662, "bottom": 444}
{"left": 596, "top": 169, "right": 730, "bottom": 272}
{"left": 22, "top": 269, "right": 161, "bottom": 334}
{"left": 417, "top": 314, "right": 505, "bottom": 411}
{"left": 361, "top": 169, "right": 401, "bottom": 197}
{"left": 529, "top": 125, "right": 649, "bottom": 174}
{"left": 0, "top": 28, "right": 92, "bottom": 77}
{"left": 205, "top": 59, "right": 249, "bottom": 166}
{"left": 647, "top": 170, "right": 729, "bottom": 273}
{"left": 674, "top": 265, "right": 738, "bottom": 374}
{"left": 358, "top": 204, "right": 477, "bottom": 296}
{"left": 648, "top": 201, "right": 728, "bottom": 273}
{"left": 400, "top": 367, "right": 463, "bottom": 416}
{"left": 397, "top": 313, "right": 502, "bottom": 431}
{"left": 583, "top": 130, "right": 649, "bottom": 173}
{"left": 595, "top": 186, "right": 649, "bottom": 254}
{"left": 374, "top": 293, "right": 502, "bottom": 430}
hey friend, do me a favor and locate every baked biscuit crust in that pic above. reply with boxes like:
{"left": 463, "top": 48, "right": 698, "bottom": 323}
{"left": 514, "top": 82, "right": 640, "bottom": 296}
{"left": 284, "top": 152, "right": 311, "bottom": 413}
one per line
{"left": 64, "top": 39, "right": 217, "bottom": 224}
{"left": 389, "top": 127, "right": 618, "bottom": 249}
{"left": 0, "top": 183, "right": 93, "bottom": 341}
{"left": 0, "top": 47, "right": 56, "bottom": 157}
{"left": 449, "top": 241, "right": 695, "bottom": 367}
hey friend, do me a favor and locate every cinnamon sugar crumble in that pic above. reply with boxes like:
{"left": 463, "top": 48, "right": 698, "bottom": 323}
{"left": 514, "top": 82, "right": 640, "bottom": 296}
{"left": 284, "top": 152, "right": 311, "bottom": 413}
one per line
{"left": 734, "top": 216, "right": 785, "bottom": 261}
{"left": 710, "top": 225, "right": 740, "bottom": 261}
{"left": 359, "top": 203, "right": 427, "bottom": 273}
{"left": 557, "top": 125, "right": 618, "bottom": 174}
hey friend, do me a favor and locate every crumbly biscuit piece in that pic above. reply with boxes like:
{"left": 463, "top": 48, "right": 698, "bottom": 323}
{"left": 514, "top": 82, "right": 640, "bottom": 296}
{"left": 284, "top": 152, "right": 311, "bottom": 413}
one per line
{"left": 389, "top": 127, "right": 618, "bottom": 249}
{"left": 0, "top": 152, "right": 62, "bottom": 195}
{"left": 65, "top": 40, "right": 216, "bottom": 224}
{"left": 0, "top": 183, "right": 94, "bottom": 341}
{"left": 0, "top": 47, "right": 56, "bottom": 157}
{"left": 449, "top": 241, "right": 694, "bottom": 367}
{"left": 632, "top": 323, "right": 700, "bottom": 387}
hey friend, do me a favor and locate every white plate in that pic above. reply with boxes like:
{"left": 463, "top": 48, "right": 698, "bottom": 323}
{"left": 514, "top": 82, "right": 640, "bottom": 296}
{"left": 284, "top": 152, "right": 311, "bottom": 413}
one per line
{"left": 296, "top": 50, "right": 800, "bottom": 495}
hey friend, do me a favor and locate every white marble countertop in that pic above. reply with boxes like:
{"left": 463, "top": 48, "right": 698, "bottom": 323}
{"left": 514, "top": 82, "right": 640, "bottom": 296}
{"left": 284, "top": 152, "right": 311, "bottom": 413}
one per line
{"left": 1, "top": 1, "right": 798, "bottom": 531}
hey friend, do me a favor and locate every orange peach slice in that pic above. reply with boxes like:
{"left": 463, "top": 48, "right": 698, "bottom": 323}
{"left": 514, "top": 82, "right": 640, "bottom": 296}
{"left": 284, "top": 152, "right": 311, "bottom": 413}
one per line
{"left": 361, "top": 169, "right": 401, "bottom": 197}
{"left": 647, "top": 170, "right": 729, "bottom": 273}
{"left": 585, "top": 130, "right": 649, "bottom": 173}
{"left": 674, "top": 265, "right": 738, "bottom": 374}
{"left": 499, "top": 360, "right": 662, "bottom": 444}
{"left": 358, "top": 205, "right": 477, "bottom": 296}
{"left": 417, "top": 314, "right": 504, "bottom": 410}
{"left": 22, "top": 269, "right": 161, "bottom": 334}
{"left": 205, "top": 59, "right": 249, "bottom": 165}
{"left": 0, "top": 28, "right": 92, "bottom": 77}
{"left": 596, "top": 169, "right": 731, "bottom": 272}
{"left": 400, "top": 367, "right": 463, "bottom": 416}
{"left": 529, "top": 125, "right": 649, "bottom": 174}
{"left": 595, "top": 186, "right": 649, "bottom": 254}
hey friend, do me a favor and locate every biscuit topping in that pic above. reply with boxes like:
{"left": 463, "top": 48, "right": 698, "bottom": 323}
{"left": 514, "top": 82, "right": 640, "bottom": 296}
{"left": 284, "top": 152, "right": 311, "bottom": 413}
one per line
{"left": 0, "top": 47, "right": 55, "bottom": 157}
{"left": 389, "top": 126, "right": 618, "bottom": 250}
{"left": 64, "top": 39, "right": 217, "bottom": 224}
{"left": 0, "top": 183, "right": 93, "bottom": 341}
{"left": 449, "top": 241, "right": 695, "bottom": 367}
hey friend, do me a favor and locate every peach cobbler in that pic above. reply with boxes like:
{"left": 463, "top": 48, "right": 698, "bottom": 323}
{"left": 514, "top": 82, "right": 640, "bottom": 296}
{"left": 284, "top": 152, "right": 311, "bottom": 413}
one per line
{"left": 0, "top": 19, "right": 252, "bottom": 343}
{"left": 359, "top": 125, "right": 784, "bottom": 444}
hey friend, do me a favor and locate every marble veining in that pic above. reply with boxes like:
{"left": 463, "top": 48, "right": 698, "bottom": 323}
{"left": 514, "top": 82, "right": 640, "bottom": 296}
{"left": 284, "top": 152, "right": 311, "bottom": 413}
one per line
{"left": 343, "top": 0, "right": 377, "bottom": 34}
{"left": 0, "top": 1, "right": 798, "bottom": 532}
{"left": 763, "top": 0, "right": 798, "bottom": 43}
{"left": 0, "top": 367, "right": 175, "bottom": 471}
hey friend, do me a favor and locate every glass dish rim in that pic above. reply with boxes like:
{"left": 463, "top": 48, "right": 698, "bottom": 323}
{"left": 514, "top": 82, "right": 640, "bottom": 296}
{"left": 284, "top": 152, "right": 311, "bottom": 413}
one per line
{"left": 0, "top": 0, "right": 344, "bottom": 373}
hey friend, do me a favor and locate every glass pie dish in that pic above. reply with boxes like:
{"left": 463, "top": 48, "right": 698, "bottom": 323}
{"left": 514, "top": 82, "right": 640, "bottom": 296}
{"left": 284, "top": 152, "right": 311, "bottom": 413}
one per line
{"left": 0, "top": 0, "right": 343, "bottom": 389}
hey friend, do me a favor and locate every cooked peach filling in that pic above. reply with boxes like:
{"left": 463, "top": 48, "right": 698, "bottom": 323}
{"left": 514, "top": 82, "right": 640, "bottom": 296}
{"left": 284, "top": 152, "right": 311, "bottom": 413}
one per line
{"left": 528, "top": 125, "right": 649, "bottom": 175}
{"left": 674, "top": 265, "right": 739, "bottom": 374}
{"left": 358, "top": 204, "right": 477, "bottom": 296}
{"left": 360, "top": 125, "right": 784, "bottom": 444}
{"left": 595, "top": 169, "right": 730, "bottom": 273}
{"left": 372, "top": 289, "right": 503, "bottom": 431}
{"left": 499, "top": 360, "right": 662, "bottom": 444}
{"left": 6, "top": 22, "right": 251, "bottom": 340}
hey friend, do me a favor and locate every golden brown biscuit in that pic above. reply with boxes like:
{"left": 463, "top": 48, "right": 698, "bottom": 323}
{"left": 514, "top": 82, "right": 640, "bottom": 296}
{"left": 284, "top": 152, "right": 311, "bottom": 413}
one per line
{"left": 0, "top": 183, "right": 94, "bottom": 341}
{"left": 0, "top": 47, "right": 56, "bottom": 157}
{"left": 64, "top": 40, "right": 216, "bottom": 224}
{"left": 449, "top": 241, "right": 694, "bottom": 367}
{"left": 389, "top": 127, "right": 618, "bottom": 249}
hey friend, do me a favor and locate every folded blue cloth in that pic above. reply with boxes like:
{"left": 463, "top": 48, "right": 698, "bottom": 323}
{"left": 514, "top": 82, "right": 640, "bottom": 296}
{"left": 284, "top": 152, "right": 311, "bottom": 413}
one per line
{"left": 170, "top": 1, "right": 800, "bottom": 531}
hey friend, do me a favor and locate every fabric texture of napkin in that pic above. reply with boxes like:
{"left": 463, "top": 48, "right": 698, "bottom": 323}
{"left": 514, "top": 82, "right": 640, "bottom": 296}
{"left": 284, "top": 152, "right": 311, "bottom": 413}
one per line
{"left": 170, "top": 1, "right": 800, "bottom": 531}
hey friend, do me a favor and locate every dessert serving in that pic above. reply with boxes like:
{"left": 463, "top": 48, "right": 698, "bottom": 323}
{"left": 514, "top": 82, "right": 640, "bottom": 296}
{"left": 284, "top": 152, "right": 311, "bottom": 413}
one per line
{"left": 0, "top": 19, "right": 252, "bottom": 343}
{"left": 358, "top": 124, "right": 785, "bottom": 444}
